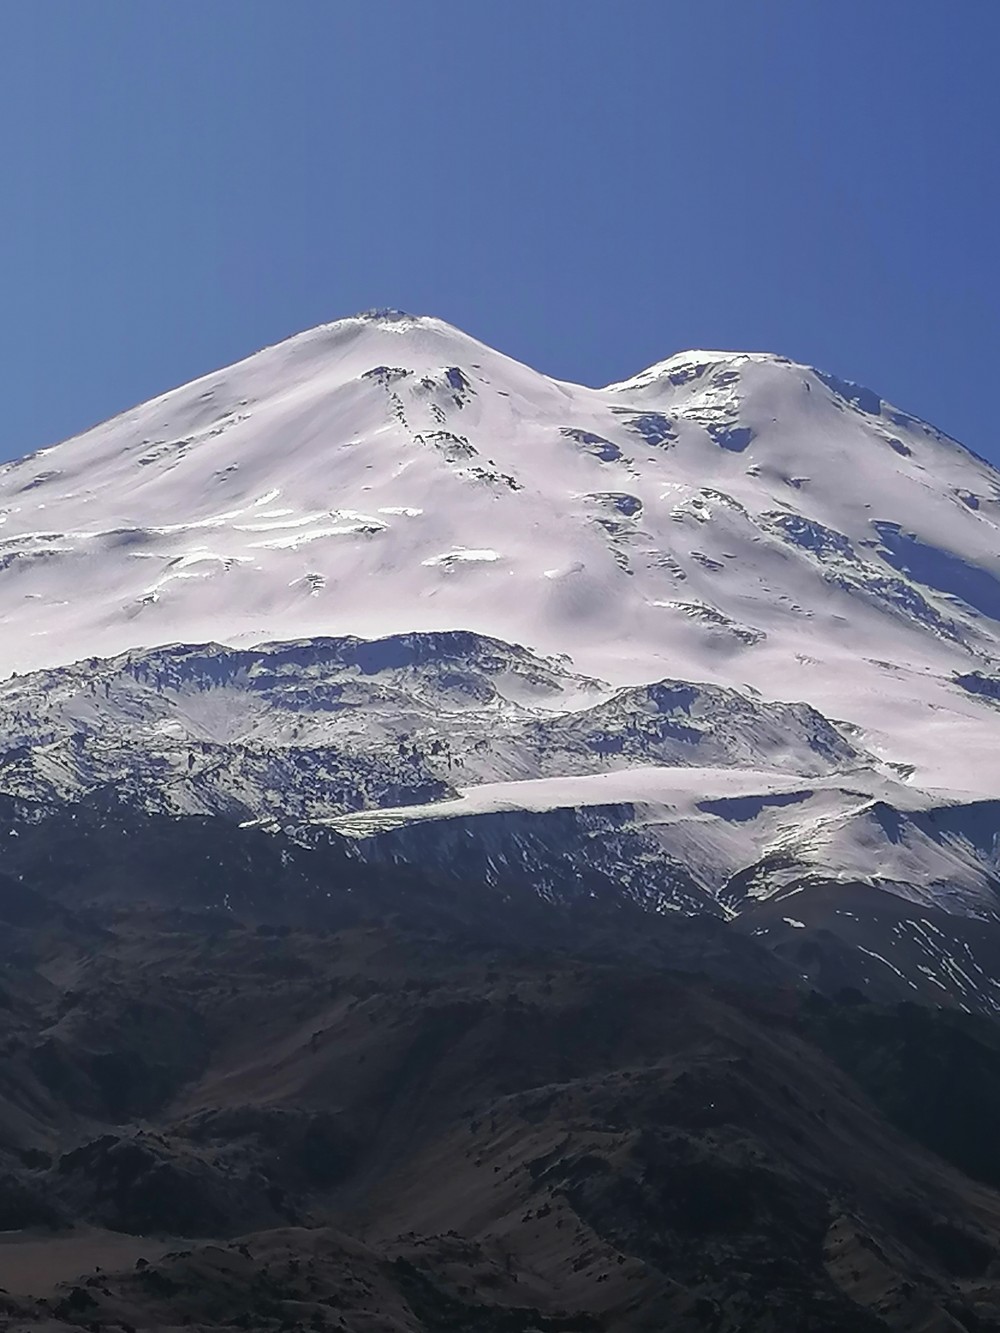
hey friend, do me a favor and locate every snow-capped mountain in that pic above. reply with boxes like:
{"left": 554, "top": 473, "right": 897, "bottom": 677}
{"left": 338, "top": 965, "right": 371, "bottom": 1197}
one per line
{"left": 4, "top": 309, "right": 999, "bottom": 793}
{"left": 3, "top": 309, "right": 1000, "bottom": 1008}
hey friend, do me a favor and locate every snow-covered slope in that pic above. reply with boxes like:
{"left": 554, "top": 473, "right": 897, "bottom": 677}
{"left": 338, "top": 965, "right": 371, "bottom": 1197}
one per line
{"left": 2, "top": 309, "right": 1000, "bottom": 1006}
{"left": 3, "top": 309, "right": 999, "bottom": 800}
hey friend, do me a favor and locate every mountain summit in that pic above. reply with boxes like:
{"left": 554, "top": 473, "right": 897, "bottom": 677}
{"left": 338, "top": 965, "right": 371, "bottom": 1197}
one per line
{"left": 2, "top": 311, "right": 999, "bottom": 801}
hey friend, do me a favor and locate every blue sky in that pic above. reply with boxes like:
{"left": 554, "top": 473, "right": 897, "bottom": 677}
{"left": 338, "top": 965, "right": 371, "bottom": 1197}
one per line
{"left": 2, "top": 1, "right": 998, "bottom": 461}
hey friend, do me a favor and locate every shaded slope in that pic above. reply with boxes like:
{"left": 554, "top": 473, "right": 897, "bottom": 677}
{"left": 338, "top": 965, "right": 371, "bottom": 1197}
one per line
{"left": 2, "top": 808, "right": 1000, "bottom": 1330}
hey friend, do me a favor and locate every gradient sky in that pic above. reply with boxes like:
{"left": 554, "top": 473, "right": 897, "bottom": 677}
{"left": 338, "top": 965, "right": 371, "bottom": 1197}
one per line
{"left": 2, "top": 1, "right": 998, "bottom": 462}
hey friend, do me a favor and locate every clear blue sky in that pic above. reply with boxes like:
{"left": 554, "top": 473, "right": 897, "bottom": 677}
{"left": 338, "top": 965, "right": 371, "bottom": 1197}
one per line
{"left": 2, "top": 1, "right": 998, "bottom": 462}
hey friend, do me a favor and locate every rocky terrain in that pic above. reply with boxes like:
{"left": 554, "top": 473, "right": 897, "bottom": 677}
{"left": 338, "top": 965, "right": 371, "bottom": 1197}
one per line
{"left": 0, "top": 803, "right": 999, "bottom": 1330}
{"left": 1, "top": 628, "right": 999, "bottom": 1020}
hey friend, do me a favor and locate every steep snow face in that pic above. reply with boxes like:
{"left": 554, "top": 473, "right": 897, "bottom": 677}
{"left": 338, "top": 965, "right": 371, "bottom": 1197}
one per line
{"left": 2, "top": 309, "right": 1000, "bottom": 800}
